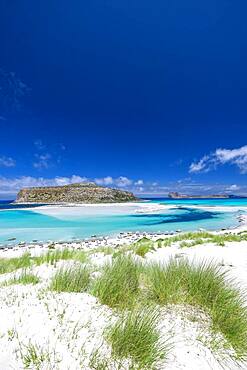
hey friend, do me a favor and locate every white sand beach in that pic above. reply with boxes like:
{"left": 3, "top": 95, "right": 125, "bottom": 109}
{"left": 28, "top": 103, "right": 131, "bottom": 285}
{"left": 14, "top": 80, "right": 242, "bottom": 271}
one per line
{"left": 27, "top": 201, "right": 172, "bottom": 217}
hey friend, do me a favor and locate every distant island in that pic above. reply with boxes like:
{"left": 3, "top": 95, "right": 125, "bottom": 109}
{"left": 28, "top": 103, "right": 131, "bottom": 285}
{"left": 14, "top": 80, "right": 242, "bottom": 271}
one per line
{"left": 15, "top": 182, "right": 138, "bottom": 204}
{"left": 168, "top": 192, "right": 232, "bottom": 199}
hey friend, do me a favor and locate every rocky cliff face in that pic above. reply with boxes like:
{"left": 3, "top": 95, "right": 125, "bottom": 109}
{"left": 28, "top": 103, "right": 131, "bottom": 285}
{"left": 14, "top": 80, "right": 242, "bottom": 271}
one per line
{"left": 15, "top": 182, "right": 138, "bottom": 204}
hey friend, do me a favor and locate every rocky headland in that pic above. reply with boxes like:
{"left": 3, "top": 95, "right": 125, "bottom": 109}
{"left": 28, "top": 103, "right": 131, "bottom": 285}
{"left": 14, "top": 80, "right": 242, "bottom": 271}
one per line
{"left": 168, "top": 192, "right": 231, "bottom": 199}
{"left": 15, "top": 182, "right": 138, "bottom": 204}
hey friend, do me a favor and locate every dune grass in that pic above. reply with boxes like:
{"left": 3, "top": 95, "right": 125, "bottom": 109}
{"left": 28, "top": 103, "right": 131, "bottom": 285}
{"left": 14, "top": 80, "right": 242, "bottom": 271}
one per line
{"left": 133, "top": 237, "right": 155, "bottom": 257}
{"left": 209, "top": 233, "right": 247, "bottom": 247}
{"left": 155, "top": 231, "right": 247, "bottom": 248}
{"left": 106, "top": 306, "right": 168, "bottom": 369}
{"left": 180, "top": 239, "right": 205, "bottom": 248}
{"left": 22, "top": 343, "right": 48, "bottom": 369}
{"left": 0, "top": 252, "right": 31, "bottom": 275}
{"left": 20, "top": 341, "right": 58, "bottom": 369}
{"left": 146, "top": 258, "right": 247, "bottom": 360}
{"left": 50, "top": 264, "right": 91, "bottom": 293}
{"left": 112, "top": 245, "right": 133, "bottom": 259}
{"left": 155, "top": 231, "right": 213, "bottom": 248}
{"left": 2, "top": 269, "right": 40, "bottom": 286}
{"left": 0, "top": 248, "right": 88, "bottom": 275}
{"left": 92, "top": 254, "right": 141, "bottom": 309}
{"left": 134, "top": 243, "right": 153, "bottom": 257}
{"left": 89, "top": 348, "right": 112, "bottom": 370}
{"left": 93, "top": 245, "right": 115, "bottom": 255}
{"left": 34, "top": 248, "right": 87, "bottom": 266}
{"left": 1, "top": 238, "right": 247, "bottom": 364}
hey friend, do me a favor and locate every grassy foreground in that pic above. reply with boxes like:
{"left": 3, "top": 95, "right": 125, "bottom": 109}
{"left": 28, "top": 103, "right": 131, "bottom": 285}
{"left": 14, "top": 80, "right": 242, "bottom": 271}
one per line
{"left": 92, "top": 254, "right": 141, "bottom": 309}
{"left": 106, "top": 306, "right": 168, "bottom": 369}
{"left": 0, "top": 248, "right": 87, "bottom": 275}
{"left": 146, "top": 258, "right": 247, "bottom": 359}
{"left": 90, "top": 254, "right": 247, "bottom": 362}
{"left": 1, "top": 233, "right": 247, "bottom": 368}
{"left": 130, "top": 231, "right": 247, "bottom": 254}
{"left": 2, "top": 269, "right": 39, "bottom": 286}
{"left": 50, "top": 264, "right": 91, "bottom": 293}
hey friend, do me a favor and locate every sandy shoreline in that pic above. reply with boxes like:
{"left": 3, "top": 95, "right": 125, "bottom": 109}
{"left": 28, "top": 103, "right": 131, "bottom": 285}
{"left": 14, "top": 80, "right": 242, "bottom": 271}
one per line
{"left": 0, "top": 209, "right": 246, "bottom": 252}
{"left": 0, "top": 200, "right": 246, "bottom": 249}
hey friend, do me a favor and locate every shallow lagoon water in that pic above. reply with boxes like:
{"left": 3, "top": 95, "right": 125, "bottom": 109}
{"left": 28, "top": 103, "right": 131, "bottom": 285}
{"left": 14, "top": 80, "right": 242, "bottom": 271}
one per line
{"left": 0, "top": 198, "right": 245, "bottom": 244}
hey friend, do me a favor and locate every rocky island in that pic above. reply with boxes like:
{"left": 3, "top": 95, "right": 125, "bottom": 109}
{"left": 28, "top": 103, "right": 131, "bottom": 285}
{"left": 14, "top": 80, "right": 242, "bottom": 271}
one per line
{"left": 15, "top": 182, "right": 138, "bottom": 204}
{"left": 168, "top": 192, "right": 231, "bottom": 199}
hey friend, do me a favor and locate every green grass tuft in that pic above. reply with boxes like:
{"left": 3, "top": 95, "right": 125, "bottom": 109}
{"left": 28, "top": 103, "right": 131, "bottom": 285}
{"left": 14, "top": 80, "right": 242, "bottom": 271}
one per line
{"left": 146, "top": 258, "right": 247, "bottom": 360}
{"left": 89, "top": 347, "right": 112, "bottom": 369}
{"left": 0, "top": 248, "right": 88, "bottom": 275}
{"left": 50, "top": 264, "right": 91, "bottom": 293}
{"left": 34, "top": 248, "right": 87, "bottom": 266}
{"left": 92, "top": 254, "right": 140, "bottom": 309}
{"left": 106, "top": 306, "right": 169, "bottom": 369}
{"left": 155, "top": 231, "right": 247, "bottom": 249}
{"left": 133, "top": 238, "right": 155, "bottom": 257}
{"left": 3, "top": 269, "right": 40, "bottom": 286}
{"left": 20, "top": 341, "right": 56, "bottom": 369}
{"left": 0, "top": 252, "right": 31, "bottom": 275}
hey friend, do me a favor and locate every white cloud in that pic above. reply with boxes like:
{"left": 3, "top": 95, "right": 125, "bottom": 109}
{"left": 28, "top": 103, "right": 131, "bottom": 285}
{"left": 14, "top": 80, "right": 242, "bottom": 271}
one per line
{"left": 94, "top": 176, "right": 114, "bottom": 186}
{"left": 225, "top": 184, "right": 240, "bottom": 191}
{"left": 1, "top": 175, "right": 247, "bottom": 198}
{"left": 115, "top": 176, "right": 133, "bottom": 187}
{"left": 215, "top": 147, "right": 247, "bottom": 163}
{"left": 134, "top": 179, "right": 143, "bottom": 185}
{"left": 137, "top": 186, "right": 144, "bottom": 192}
{"left": 53, "top": 175, "right": 88, "bottom": 186}
{"left": 33, "top": 154, "right": 52, "bottom": 169}
{"left": 94, "top": 176, "right": 133, "bottom": 187}
{"left": 189, "top": 155, "right": 211, "bottom": 173}
{"left": 0, "top": 156, "right": 16, "bottom": 168}
{"left": 0, "top": 175, "right": 88, "bottom": 196}
{"left": 0, "top": 175, "right": 136, "bottom": 197}
{"left": 189, "top": 145, "right": 247, "bottom": 174}
{"left": 0, "top": 175, "right": 137, "bottom": 197}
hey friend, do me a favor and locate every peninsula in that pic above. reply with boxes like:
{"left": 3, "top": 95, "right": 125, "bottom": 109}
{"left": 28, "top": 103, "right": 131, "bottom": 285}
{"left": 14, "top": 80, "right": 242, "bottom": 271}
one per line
{"left": 168, "top": 192, "right": 231, "bottom": 199}
{"left": 15, "top": 182, "right": 138, "bottom": 204}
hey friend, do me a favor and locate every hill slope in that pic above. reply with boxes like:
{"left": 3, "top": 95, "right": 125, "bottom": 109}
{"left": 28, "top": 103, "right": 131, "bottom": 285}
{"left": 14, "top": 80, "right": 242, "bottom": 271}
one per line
{"left": 15, "top": 182, "right": 138, "bottom": 204}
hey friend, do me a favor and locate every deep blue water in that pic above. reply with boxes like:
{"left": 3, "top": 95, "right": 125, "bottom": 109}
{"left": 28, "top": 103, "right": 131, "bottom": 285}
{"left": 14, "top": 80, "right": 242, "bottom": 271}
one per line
{"left": 0, "top": 200, "right": 48, "bottom": 210}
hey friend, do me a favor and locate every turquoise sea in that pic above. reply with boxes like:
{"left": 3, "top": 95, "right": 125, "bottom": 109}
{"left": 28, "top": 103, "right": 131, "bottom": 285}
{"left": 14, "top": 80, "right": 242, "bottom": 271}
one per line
{"left": 0, "top": 198, "right": 246, "bottom": 244}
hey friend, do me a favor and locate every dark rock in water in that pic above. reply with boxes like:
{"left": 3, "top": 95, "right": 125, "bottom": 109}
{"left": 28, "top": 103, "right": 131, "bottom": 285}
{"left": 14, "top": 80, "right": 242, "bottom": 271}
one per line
{"left": 48, "top": 243, "right": 55, "bottom": 249}
{"left": 15, "top": 182, "right": 138, "bottom": 204}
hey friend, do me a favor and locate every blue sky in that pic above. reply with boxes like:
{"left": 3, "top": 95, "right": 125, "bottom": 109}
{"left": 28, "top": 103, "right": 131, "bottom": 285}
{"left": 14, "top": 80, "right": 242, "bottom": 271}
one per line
{"left": 0, "top": 0, "right": 247, "bottom": 198}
